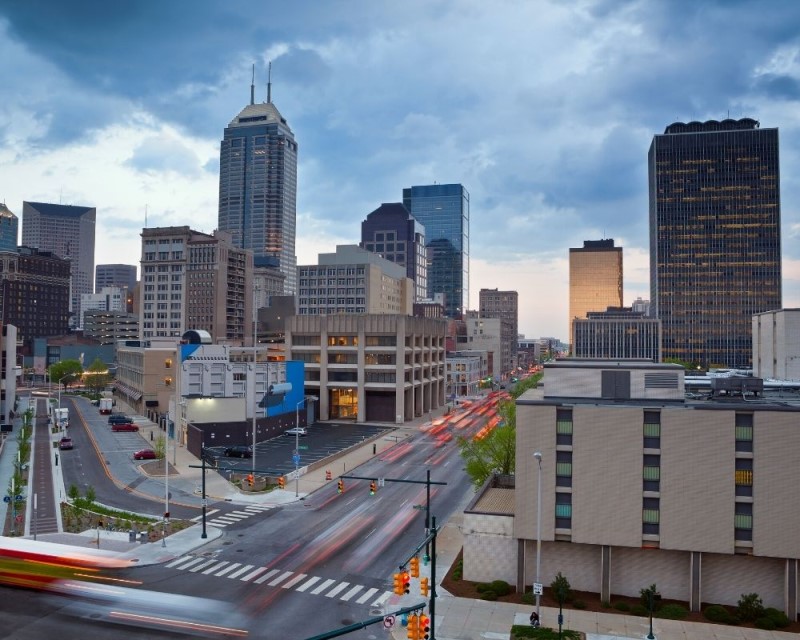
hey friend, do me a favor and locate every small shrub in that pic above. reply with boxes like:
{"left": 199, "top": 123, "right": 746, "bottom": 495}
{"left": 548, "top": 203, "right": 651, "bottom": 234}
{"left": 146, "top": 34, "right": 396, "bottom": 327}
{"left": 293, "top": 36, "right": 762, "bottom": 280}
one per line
{"left": 631, "top": 605, "right": 649, "bottom": 616}
{"left": 704, "top": 604, "right": 736, "bottom": 624}
{"left": 754, "top": 617, "right": 776, "bottom": 630}
{"left": 550, "top": 571, "right": 573, "bottom": 604}
{"left": 490, "top": 580, "right": 511, "bottom": 597}
{"left": 764, "top": 608, "right": 790, "bottom": 628}
{"left": 657, "top": 604, "right": 688, "bottom": 620}
{"left": 479, "top": 590, "right": 498, "bottom": 601}
{"left": 476, "top": 583, "right": 491, "bottom": 593}
{"left": 600, "top": 600, "right": 612, "bottom": 609}
{"left": 613, "top": 601, "right": 631, "bottom": 612}
{"left": 640, "top": 583, "right": 660, "bottom": 610}
{"left": 572, "top": 599, "right": 587, "bottom": 610}
{"left": 736, "top": 592, "right": 765, "bottom": 622}
{"left": 452, "top": 559, "right": 463, "bottom": 581}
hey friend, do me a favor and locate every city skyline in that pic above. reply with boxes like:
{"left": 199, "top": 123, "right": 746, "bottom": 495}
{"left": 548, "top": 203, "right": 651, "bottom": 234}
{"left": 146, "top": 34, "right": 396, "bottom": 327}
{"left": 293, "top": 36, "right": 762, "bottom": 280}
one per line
{"left": 2, "top": 2, "right": 800, "bottom": 339}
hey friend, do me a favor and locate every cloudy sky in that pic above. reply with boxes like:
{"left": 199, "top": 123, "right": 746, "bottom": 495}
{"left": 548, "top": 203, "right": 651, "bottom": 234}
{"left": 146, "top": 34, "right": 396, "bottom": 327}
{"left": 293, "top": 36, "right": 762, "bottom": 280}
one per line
{"left": 2, "top": 0, "right": 800, "bottom": 339}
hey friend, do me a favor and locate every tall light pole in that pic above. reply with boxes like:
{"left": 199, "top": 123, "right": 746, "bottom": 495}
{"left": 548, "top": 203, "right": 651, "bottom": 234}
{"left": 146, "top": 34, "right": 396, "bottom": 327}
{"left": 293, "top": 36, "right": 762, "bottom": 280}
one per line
{"left": 294, "top": 398, "right": 305, "bottom": 497}
{"left": 534, "top": 450, "right": 543, "bottom": 622}
{"left": 251, "top": 286, "right": 260, "bottom": 475}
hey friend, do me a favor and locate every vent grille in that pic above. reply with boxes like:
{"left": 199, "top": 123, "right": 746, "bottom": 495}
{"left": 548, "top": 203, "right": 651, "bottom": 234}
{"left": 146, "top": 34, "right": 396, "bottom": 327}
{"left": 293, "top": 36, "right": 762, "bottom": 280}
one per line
{"left": 644, "top": 373, "right": 678, "bottom": 389}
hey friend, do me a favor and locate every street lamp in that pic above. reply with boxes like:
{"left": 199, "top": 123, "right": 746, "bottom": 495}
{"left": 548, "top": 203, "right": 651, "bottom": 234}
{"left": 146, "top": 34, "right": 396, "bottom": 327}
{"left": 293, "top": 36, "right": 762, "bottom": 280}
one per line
{"left": 533, "top": 450, "right": 543, "bottom": 623}
{"left": 294, "top": 398, "right": 305, "bottom": 497}
{"left": 646, "top": 586, "right": 660, "bottom": 640}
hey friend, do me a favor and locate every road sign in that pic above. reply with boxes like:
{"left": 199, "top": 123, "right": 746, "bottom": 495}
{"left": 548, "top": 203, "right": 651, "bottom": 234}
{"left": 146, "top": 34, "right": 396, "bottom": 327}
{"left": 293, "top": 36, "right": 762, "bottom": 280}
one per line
{"left": 533, "top": 582, "right": 543, "bottom": 595}
{"left": 298, "top": 445, "right": 308, "bottom": 450}
{"left": 2, "top": 496, "right": 8, "bottom": 503}
{"left": 14, "top": 495, "right": 22, "bottom": 502}
{"left": 292, "top": 454, "right": 300, "bottom": 465}
{"left": 383, "top": 614, "right": 395, "bottom": 629}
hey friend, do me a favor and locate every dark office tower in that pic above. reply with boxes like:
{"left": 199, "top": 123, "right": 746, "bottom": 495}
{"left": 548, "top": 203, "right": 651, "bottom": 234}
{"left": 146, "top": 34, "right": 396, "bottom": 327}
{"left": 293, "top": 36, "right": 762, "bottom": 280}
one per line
{"left": 360, "top": 203, "right": 428, "bottom": 301}
{"left": 96, "top": 264, "right": 137, "bottom": 292}
{"left": 402, "top": 184, "right": 469, "bottom": 318}
{"left": 649, "top": 118, "right": 781, "bottom": 368}
{"left": 218, "top": 72, "right": 298, "bottom": 294}
{"left": 479, "top": 288, "right": 519, "bottom": 373}
{"left": 22, "top": 201, "right": 96, "bottom": 322}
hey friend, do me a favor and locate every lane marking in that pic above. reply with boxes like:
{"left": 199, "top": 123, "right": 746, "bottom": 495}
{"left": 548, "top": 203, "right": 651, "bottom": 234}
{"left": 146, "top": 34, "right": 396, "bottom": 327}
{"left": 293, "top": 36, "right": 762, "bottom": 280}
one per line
{"left": 268, "top": 570, "right": 294, "bottom": 587}
{"left": 241, "top": 566, "right": 268, "bottom": 582}
{"left": 166, "top": 556, "right": 203, "bottom": 569}
{"left": 296, "top": 576, "right": 321, "bottom": 592}
{"left": 228, "top": 564, "right": 254, "bottom": 579}
{"left": 356, "top": 587, "right": 378, "bottom": 604}
{"left": 282, "top": 573, "right": 308, "bottom": 589}
{"left": 325, "top": 582, "right": 349, "bottom": 598}
{"left": 215, "top": 563, "right": 242, "bottom": 577}
{"left": 202, "top": 561, "right": 229, "bottom": 575}
{"left": 311, "top": 578, "right": 335, "bottom": 595}
{"left": 254, "top": 569, "right": 279, "bottom": 584}
{"left": 340, "top": 585, "right": 363, "bottom": 601}
{"left": 189, "top": 559, "right": 218, "bottom": 573}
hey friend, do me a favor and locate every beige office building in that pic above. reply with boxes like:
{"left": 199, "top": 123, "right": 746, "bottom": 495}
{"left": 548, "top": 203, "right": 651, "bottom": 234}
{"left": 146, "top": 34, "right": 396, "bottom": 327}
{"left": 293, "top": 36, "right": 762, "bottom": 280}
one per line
{"left": 568, "top": 239, "right": 623, "bottom": 347}
{"left": 287, "top": 314, "right": 446, "bottom": 422}
{"left": 514, "top": 360, "right": 800, "bottom": 617}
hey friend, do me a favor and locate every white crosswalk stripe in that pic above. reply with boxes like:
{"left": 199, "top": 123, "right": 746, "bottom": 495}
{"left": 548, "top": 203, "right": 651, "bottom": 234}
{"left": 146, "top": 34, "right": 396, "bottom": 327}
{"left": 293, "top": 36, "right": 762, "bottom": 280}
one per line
{"left": 282, "top": 573, "right": 307, "bottom": 589}
{"left": 166, "top": 558, "right": 391, "bottom": 607}
{"left": 244, "top": 505, "right": 271, "bottom": 511}
{"left": 189, "top": 559, "right": 219, "bottom": 573}
{"left": 166, "top": 556, "right": 205, "bottom": 570}
{"left": 339, "top": 585, "right": 363, "bottom": 601}
{"left": 296, "top": 576, "right": 321, "bottom": 592}
{"left": 229, "top": 511, "right": 253, "bottom": 516}
{"left": 254, "top": 568, "right": 279, "bottom": 584}
{"left": 191, "top": 506, "right": 273, "bottom": 527}
{"left": 191, "top": 509, "right": 219, "bottom": 522}
{"left": 241, "top": 566, "right": 268, "bottom": 582}
{"left": 311, "top": 578, "right": 336, "bottom": 595}
{"left": 268, "top": 571, "right": 294, "bottom": 587}
{"left": 325, "top": 582, "right": 349, "bottom": 598}
{"left": 356, "top": 587, "right": 378, "bottom": 604}
{"left": 228, "top": 564, "right": 254, "bottom": 579}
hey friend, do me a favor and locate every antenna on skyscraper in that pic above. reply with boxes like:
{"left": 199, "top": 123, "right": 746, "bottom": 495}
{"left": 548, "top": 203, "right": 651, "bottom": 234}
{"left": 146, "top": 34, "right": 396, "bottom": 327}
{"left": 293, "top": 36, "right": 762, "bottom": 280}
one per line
{"left": 250, "top": 63, "right": 255, "bottom": 105}
{"left": 145, "top": 204, "right": 148, "bottom": 228}
{"left": 267, "top": 60, "right": 272, "bottom": 103}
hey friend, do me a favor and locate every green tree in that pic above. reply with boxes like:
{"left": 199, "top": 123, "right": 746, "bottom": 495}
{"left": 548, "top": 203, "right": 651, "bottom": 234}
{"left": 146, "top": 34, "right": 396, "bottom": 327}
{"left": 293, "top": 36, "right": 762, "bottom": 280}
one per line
{"left": 84, "top": 358, "right": 111, "bottom": 394}
{"left": 154, "top": 435, "right": 166, "bottom": 459}
{"left": 84, "top": 485, "right": 96, "bottom": 506}
{"left": 458, "top": 421, "right": 516, "bottom": 488}
{"left": 48, "top": 360, "right": 83, "bottom": 390}
{"left": 550, "top": 572, "right": 573, "bottom": 604}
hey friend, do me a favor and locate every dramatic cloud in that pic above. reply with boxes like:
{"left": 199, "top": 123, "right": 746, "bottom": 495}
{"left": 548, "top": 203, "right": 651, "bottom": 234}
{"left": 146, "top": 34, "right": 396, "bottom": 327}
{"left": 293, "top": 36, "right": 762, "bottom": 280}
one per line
{"left": 1, "top": 0, "right": 800, "bottom": 338}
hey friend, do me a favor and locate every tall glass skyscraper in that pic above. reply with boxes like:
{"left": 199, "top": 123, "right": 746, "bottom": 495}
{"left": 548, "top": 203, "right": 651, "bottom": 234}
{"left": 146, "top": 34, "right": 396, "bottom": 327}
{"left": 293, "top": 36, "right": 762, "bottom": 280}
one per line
{"left": 402, "top": 184, "right": 469, "bottom": 318}
{"left": 218, "top": 82, "right": 298, "bottom": 294}
{"left": 648, "top": 118, "right": 781, "bottom": 368}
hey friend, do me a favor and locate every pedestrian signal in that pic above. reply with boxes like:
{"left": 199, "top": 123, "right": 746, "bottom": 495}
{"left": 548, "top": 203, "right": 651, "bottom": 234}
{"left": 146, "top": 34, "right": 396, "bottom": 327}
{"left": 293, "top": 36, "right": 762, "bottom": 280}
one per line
{"left": 410, "top": 556, "right": 420, "bottom": 577}
{"left": 369, "top": 480, "right": 376, "bottom": 495}
{"left": 420, "top": 576, "right": 429, "bottom": 596}
{"left": 277, "top": 477, "right": 285, "bottom": 489}
{"left": 337, "top": 478, "right": 344, "bottom": 493}
{"left": 393, "top": 572, "right": 404, "bottom": 596}
{"left": 247, "top": 473, "right": 254, "bottom": 487}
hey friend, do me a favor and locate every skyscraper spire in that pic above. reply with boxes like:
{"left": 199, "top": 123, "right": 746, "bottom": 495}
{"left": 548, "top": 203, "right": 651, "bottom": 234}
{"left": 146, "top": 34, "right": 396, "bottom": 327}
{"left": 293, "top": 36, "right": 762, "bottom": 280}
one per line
{"left": 267, "top": 60, "right": 272, "bottom": 103}
{"left": 250, "top": 63, "right": 255, "bottom": 105}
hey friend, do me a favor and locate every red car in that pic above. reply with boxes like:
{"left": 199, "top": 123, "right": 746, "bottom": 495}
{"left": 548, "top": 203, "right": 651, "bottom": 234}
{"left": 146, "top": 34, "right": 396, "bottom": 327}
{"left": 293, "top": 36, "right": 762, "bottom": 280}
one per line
{"left": 111, "top": 423, "right": 139, "bottom": 432}
{"left": 58, "top": 437, "right": 73, "bottom": 450}
{"left": 133, "top": 449, "right": 156, "bottom": 460}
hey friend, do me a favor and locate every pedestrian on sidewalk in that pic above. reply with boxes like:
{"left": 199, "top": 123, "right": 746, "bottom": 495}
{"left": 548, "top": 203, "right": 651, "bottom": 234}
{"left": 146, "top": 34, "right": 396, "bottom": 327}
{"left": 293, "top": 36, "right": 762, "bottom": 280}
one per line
{"left": 529, "top": 611, "right": 540, "bottom": 628}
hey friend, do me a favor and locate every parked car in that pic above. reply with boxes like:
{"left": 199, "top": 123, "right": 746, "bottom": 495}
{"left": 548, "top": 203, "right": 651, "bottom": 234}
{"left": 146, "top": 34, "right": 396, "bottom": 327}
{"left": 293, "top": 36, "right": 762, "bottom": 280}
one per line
{"left": 58, "top": 437, "right": 73, "bottom": 450}
{"left": 285, "top": 427, "right": 307, "bottom": 436}
{"left": 223, "top": 445, "right": 252, "bottom": 458}
{"left": 111, "top": 423, "right": 139, "bottom": 432}
{"left": 108, "top": 414, "right": 131, "bottom": 425}
{"left": 133, "top": 449, "right": 156, "bottom": 460}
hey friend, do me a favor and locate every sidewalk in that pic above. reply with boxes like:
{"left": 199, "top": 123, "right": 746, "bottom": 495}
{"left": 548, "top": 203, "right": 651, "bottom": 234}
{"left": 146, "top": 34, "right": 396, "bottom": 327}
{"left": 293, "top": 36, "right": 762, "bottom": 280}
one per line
{"left": 23, "top": 394, "right": 800, "bottom": 640}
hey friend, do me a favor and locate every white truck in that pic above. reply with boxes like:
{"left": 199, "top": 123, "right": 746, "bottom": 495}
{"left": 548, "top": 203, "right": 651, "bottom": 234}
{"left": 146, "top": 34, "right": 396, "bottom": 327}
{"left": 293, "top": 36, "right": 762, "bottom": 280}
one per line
{"left": 99, "top": 398, "right": 113, "bottom": 414}
{"left": 54, "top": 407, "right": 69, "bottom": 429}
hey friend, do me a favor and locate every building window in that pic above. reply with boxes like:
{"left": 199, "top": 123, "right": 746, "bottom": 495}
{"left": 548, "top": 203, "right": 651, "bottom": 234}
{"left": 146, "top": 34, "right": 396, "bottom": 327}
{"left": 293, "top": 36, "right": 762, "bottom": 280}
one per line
{"left": 556, "top": 408, "right": 573, "bottom": 446}
{"left": 735, "top": 413, "right": 753, "bottom": 453}
{"left": 735, "top": 458, "right": 753, "bottom": 497}
{"left": 555, "top": 451, "right": 572, "bottom": 487}
{"left": 555, "top": 492, "right": 572, "bottom": 529}
{"left": 643, "top": 410, "right": 661, "bottom": 449}
{"left": 642, "top": 496, "right": 660, "bottom": 535}
{"left": 735, "top": 502, "right": 753, "bottom": 541}
{"left": 643, "top": 453, "right": 660, "bottom": 492}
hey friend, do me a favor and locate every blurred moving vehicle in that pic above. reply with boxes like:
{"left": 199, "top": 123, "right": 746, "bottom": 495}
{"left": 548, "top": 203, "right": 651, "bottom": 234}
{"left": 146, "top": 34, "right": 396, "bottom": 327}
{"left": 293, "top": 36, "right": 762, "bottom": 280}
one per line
{"left": 111, "top": 423, "right": 139, "bottom": 432}
{"left": 52, "top": 580, "right": 250, "bottom": 637}
{"left": 223, "top": 445, "right": 252, "bottom": 458}
{"left": 98, "top": 398, "right": 113, "bottom": 414}
{"left": 58, "top": 437, "right": 73, "bottom": 450}
{"left": 108, "top": 413, "right": 131, "bottom": 424}
{"left": 0, "top": 537, "right": 136, "bottom": 591}
{"left": 285, "top": 427, "right": 307, "bottom": 436}
{"left": 133, "top": 449, "right": 156, "bottom": 460}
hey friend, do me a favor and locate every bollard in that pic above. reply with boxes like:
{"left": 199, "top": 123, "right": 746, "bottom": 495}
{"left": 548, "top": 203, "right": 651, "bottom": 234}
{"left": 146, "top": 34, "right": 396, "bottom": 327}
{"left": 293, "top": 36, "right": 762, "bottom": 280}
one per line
{"left": 150, "top": 430, "right": 154, "bottom": 441}
{"left": 55, "top": 453, "right": 59, "bottom": 466}
{"left": 373, "top": 443, "right": 376, "bottom": 455}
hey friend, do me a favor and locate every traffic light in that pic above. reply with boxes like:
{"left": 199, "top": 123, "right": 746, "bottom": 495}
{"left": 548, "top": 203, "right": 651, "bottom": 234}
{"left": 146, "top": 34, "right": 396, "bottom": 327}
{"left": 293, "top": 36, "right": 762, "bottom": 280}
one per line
{"left": 419, "top": 614, "right": 430, "bottom": 639}
{"left": 338, "top": 478, "right": 344, "bottom": 493}
{"left": 406, "top": 613, "right": 418, "bottom": 640}
{"left": 278, "top": 477, "right": 285, "bottom": 489}
{"left": 420, "top": 577, "right": 429, "bottom": 597}
{"left": 163, "top": 512, "right": 169, "bottom": 520}
{"left": 402, "top": 571, "right": 410, "bottom": 594}
{"left": 410, "top": 556, "right": 420, "bottom": 578}
{"left": 247, "top": 473, "right": 254, "bottom": 487}
{"left": 369, "top": 480, "right": 376, "bottom": 495}
{"left": 393, "top": 572, "right": 404, "bottom": 596}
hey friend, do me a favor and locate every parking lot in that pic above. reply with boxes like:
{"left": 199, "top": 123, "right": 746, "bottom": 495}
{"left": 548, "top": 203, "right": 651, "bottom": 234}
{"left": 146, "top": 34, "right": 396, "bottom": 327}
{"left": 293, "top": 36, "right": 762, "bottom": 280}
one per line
{"left": 204, "top": 422, "right": 391, "bottom": 476}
